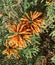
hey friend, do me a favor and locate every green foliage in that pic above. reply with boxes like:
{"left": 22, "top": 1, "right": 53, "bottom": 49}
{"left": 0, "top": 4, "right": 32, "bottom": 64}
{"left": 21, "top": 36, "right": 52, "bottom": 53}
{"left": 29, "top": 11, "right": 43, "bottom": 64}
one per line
{"left": 45, "top": 1, "right": 55, "bottom": 25}
{"left": 19, "top": 34, "right": 41, "bottom": 65}
{"left": 20, "top": 43, "right": 39, "bottom": 59}
{"left": 21, "top": 0, "right": 46, "bottom": 12}
{"left": 50, "top": 30, "right": 55, "bottom": 37}
{"left": 31, "top": 34, "right": 41, "bottom": 45}
{"left": 51, "top": 56, "right": 55, "bottom": 64}
{"left": 0, "top": 0, "right": 23, "bottom": 23}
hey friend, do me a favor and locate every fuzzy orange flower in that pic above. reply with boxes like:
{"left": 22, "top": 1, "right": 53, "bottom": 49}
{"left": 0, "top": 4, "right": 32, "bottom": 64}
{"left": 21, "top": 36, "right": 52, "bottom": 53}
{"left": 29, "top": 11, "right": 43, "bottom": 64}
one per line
{"left": 7, "top": 21, "right": 31, "bottom": 49}
{"left": 3, "top": 21, "right": 32, "bottom": 58}
{"left": 21, "top": 11, "right": 45, "bottom": 34}
{"left": 2, "top": 41, "right": 19, "bottom": 59}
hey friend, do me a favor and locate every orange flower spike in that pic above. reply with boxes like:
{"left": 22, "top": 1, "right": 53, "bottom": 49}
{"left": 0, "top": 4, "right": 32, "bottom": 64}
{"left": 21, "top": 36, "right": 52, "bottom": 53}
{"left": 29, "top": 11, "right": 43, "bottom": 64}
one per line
{"left": 32, "top": 12, "right": 42, "bottom": 20}
{"left": 8, "top": 34, "right": 17, "bottom": 38}
{"left": 32, "top": 11, "right": 37, "bottom": 19}
{"left": 19, "top": 24, "right": 26, "bottom": 32}
{"left": 36, "top": 19, "right": 44, "bottom": 24}
{"left": 17, "top": 21, "right": 29, "bottom": 32}
{"left": 20, "top": 11, "right": 45, "bottom": 34}
{"left": 6, "top": 39, "right": 18, "bottom": 49}
{"left": 23, "top": 35, "right": 31, "bottom": 43}
{"left": 8, "top": 36, "right": 19, "bottom": 49}
{"left": 24, "top": 29, "right": 31, "bottom": 32}
{"left": 23, "top": 20, "right": 29, "bottom": 26}
{"left": 17, "top": 22, "right": 22, "bottom": 32}
{"left": 31, "top": 26, "right": 36, "bottom": 33}
{"left": 21, "top": 13, "right": 30, "bottom": 21}
{"left": 18, "top": 36, "right": 27, "bottom": 49}
{"left": 21, "top": 11, "right": 43, "bottom": 22}
{"left": 10, "top": 49, "right": 19, "bottom": 57}
{"left": 31, "top": 23, "right": 40, "bottom": 33}
{"left": 19, "top": 31, "right": 31, "bottom": 35}
{"left": 3, "top": 49, "right": 19, "bottom": 59}
{"left": 25, "top": 13, "right": 30, "bottom": 19}
{"left": 36, "top": 20, "right": 45, "bottom": 28}
{"left": 7, "top": 21, "right": 31, "bottom": 48}
{"left": 30, "top": 11, "right": 33, "bottom": 18}
{"left": 33, "top": 11, "right": 37, "bottom": 15}
{"left": 8, "top": 39, "right": 19, "bottom": 48}
{"left": 8, "top": 22, "right": 17, "bottom": 32}
{"left": 8, "top": 21, "right": 30, "bottom": 34}
{"left": 21, "top": 17, "right": 28, "bottom": 21}
{"left": 2, "top": 49, "right": 10, "bottom": 59}
{"left": 2, "top": 42, "right": 19, "bottom": 59}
